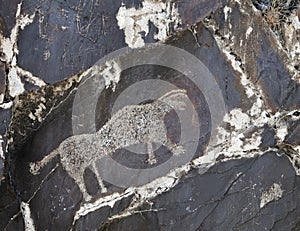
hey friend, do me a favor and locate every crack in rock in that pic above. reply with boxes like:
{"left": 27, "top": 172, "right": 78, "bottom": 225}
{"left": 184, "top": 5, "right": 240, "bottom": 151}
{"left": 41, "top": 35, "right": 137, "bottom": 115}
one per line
{"left": 2, "top": 1, "right": 300, "bottom": 229}
{"left": 0, "top": 1, "right": 46, "bottom": 103}
{"left": 202, "top": 12, "right": 300, "bottom": 173}
{"left": 71, "top": 144, "right": 277, "bottom": 227}
{"left": 0, "top": 2, "right": 35, "bottom": 98}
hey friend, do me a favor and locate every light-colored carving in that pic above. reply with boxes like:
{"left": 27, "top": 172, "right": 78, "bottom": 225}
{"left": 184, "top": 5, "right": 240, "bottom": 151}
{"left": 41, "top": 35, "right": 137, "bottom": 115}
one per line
{"left": 29, "top": 89, "right": 187, "bottom": 201}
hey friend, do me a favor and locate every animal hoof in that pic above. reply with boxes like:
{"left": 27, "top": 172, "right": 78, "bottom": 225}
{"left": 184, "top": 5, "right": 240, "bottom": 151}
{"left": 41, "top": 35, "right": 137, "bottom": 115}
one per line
{"left": 147, "top": 158, "right": 157, "bottom": 165}
{"left": 29, "top": 163, "right": 39, "bottom": 175}
{"left": 83, "top": 194, "right": 92, "bottom": 202}
{"left": 173, "top": 146, "right": 185, "bottom": 156}
{"left": 101, "top": 187, "right": 108, "bottom": 194}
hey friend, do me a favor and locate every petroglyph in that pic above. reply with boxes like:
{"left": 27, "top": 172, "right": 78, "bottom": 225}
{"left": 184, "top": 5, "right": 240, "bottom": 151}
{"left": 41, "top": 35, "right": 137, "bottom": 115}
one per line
{"left": 29, "top": 89, "right": 187, "bottom": 201}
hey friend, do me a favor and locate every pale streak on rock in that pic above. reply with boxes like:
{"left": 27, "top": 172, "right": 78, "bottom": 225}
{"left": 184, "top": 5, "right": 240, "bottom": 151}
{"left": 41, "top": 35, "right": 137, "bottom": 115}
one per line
{"left": 116, "top": 0, "right": 181, "bottom": 48}
{"left": 210, "top": 27, "right": 256, "bottom": 98}
{"left": 75, "top": 144, "right": 278, "bottom": 225}
{"left": 207, "top": 16, "right": 255, "bottom": 99}
{"left": 204, "top": 15, "right": 300, "bottom": 163}
{"left": 222, "top": 108, "right": 261, "bottom": 155}
{"left": 20, "top": 202, "right": 36, "bottom": 231}
{"left": 260, "top": 183, "right": 283, "bottom": 208}
{"left": 70, "top": 11, "right": 300, "bottom": 223}
{"left": 245, "top": 26, "right": 253, "bottom": 39}
{"left": 73, "top": 189, "right": 135, "bottom": 224}
{"left": 223, "top": 6, "right": 232, "bottom": 21}
{"left": 0, "top": 2, "right": 36, "bottom": 97}
{"left": 271, "top": 110, "right": 300, "bottom": 142}
{"left": 90, "top": 60, "right": 121, "bottom": 92}
{"left": 16, "top": 66, "right": 46, "bottom": 87}
{"left": 204, "top": 20, "right": 269, "bottom": 158}
{"left": 72, "top": 104, "right": 296, "bottom": 224}
{"left": 8, "top": 62, "right": 24, "bottom": 98}
{"left": 212, "top": 92, "right": 299, "bottom": 162}
{"left": 70, "top": 94, "right": 298, "bottom": 224}
{"left": 275, "top": 120, "right": 288, "bottom": 142}
{"left": 215, "top": 108, "right": 264, "bottom": 157}
{"left": 233, "top": 0, "right": 242, "bottom": 5}
{"left": 72, "top": 153, "right": 203, "bottom": 226}
{"left": 0, "top": 101, "right": 13, "bottom": 109}
{"left": 0, "top": 135, "right": 4, "bottom": 159}
{"left": 224, "top": 108, "right": 251, "bottom": 130}
{"left": 204, "top": 2, "right": 300, "bottom": 154}
{"left": 28, "top": 102, "right": 46, "bottom": 122}
{"left": 73, "top": 20, "right": 300, "bottom": 222}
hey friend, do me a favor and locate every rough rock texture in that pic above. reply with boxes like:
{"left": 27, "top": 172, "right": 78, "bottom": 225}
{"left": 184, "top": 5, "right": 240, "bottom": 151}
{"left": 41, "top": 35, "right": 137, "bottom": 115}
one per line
{"left": 0, "top": 0, "right": 300, "bottom": 230}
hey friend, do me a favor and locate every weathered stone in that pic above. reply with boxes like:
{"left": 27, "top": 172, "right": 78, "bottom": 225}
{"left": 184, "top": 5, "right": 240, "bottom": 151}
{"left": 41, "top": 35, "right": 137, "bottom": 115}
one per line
{"left": 100, "top": 153, "right": 300, "bottom": 231}
{"left": 0, "top": 0, "right": 300, "bottom": 230}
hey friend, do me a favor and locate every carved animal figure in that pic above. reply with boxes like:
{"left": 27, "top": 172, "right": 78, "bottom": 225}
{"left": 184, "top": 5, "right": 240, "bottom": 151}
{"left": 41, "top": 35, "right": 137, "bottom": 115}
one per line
{"left": 29, "top": 89, "right": 187, "bottom": 201}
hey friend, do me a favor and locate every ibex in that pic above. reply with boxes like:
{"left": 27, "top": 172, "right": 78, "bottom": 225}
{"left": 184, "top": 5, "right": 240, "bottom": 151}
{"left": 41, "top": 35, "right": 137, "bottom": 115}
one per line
{"left": 29, "top": 89, "right": 187, "bottom": 201}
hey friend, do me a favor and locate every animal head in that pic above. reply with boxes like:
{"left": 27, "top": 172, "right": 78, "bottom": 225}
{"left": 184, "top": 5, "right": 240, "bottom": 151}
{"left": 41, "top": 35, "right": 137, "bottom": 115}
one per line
{"left": 157, "top": 89, "right": 188, "bottom": 110}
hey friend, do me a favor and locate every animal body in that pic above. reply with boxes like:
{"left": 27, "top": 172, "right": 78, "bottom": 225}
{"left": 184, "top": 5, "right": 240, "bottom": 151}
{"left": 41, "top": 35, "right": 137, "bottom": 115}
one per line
{"left": 29, "top": 89, "right": 187, "bottom": 201}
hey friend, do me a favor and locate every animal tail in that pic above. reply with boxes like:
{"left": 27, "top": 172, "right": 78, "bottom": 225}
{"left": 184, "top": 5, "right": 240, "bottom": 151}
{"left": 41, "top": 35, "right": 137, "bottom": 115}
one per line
{"left": 29, "top": 148, "right": 60, "bottom": 175}
{"left": 157, "top": 89, "right": 187, "bottom": 111}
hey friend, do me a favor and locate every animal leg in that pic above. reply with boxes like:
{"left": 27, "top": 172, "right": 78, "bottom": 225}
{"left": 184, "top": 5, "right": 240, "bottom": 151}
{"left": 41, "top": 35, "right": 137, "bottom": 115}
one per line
{"left": 91, "top": 162, "right": 107, "bottom": 194}
{"left": 147, "top": 142, "right": 157, "bottom": 164}
{"left": 69, "top": 169, "right": 92, "bottom": 202}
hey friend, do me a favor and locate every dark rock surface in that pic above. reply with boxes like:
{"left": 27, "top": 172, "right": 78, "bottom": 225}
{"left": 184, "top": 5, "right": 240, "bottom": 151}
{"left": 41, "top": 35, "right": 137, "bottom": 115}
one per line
{"left": 100, "top": 153, "right": 300, "bottom": 231}
{"left": 0, "top": 0, "right": 299, "bottom": 230}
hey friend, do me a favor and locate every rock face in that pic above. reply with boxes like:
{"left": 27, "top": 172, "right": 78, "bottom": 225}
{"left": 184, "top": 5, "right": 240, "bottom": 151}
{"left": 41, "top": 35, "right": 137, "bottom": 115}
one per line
{"left": 0, "top": 0, "right": 300, "bottom": 230}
